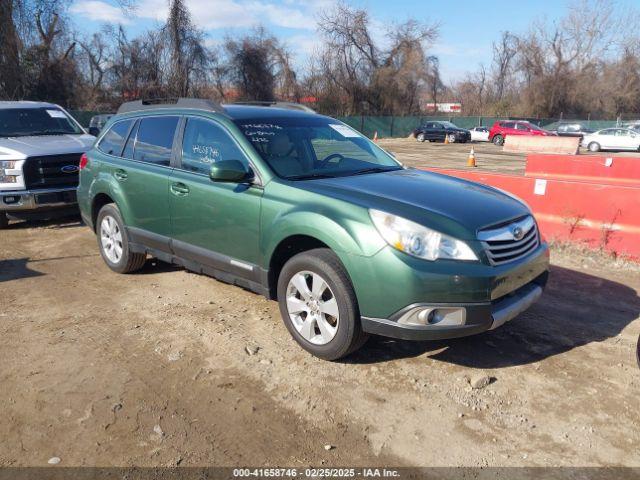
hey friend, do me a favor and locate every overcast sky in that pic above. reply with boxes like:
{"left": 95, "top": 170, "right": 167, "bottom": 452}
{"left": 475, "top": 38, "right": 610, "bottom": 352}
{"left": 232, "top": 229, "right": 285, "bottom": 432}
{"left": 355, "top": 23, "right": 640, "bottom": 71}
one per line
{"left": 68, "top": 0, "right": 637, "bottom": 84}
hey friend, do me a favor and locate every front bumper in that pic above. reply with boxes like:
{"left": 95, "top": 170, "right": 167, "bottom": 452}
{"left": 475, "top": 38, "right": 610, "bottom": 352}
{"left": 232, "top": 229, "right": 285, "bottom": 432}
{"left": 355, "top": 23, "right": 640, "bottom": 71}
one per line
{"left": 360, "top": 272, "right": 548, "bottom": 340}
{"left": 0, "top": 187, "right": 77, "bottom": 212}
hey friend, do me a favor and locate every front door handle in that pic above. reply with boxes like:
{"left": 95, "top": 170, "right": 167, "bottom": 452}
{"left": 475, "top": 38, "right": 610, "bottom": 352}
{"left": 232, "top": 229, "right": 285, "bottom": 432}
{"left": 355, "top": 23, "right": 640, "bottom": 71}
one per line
{"left": 170, "top": 182, "right": 190, "bottom": 196}
{"left": 114, "top": 169, "right": 128, "bottom": 181}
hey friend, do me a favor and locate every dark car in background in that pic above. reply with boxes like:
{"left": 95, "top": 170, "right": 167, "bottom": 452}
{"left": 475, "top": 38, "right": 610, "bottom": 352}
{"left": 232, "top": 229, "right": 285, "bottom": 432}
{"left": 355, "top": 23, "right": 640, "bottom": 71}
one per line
{"left": 553, "top": 122, "right": 595, "bottom": 138}
{"left": 88, "top": 114, "right": 114, "bottom": 136}
{"left": 413, "top": 121, "right": 471, "bottom": 143}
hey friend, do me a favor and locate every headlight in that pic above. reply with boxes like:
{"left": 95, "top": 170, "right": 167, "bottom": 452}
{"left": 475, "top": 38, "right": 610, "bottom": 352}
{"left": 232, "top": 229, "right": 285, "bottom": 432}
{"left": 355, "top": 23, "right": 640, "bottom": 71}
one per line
{"left": 369, "top": 209, "right": 478, "bottom": 261}
{"left": 0, "top": 160, "right": 18, "bottom": 183}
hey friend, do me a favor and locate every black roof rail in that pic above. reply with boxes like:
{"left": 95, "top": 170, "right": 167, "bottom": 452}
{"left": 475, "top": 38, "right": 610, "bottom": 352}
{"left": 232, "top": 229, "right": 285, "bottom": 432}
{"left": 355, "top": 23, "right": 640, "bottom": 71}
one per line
{"left": 231, "top": 101, "right": 316, "bottom": 113}
{"left": 117, "top": 97, "right": 225, "bottom": 114}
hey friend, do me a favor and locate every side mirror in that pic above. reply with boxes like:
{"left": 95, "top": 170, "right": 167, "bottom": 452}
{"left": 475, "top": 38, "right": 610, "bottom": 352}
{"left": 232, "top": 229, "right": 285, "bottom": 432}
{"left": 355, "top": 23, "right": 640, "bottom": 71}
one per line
{"left": 210, "top": 160, "right": 253, "bottom": 183}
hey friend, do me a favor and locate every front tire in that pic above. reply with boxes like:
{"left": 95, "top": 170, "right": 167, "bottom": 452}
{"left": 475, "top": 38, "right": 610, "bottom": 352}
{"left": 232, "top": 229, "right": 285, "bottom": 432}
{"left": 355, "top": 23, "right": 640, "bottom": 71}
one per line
{"left": 588, "top": 142, "right": 601, "bottom": 152}
{"left": 492, "top": 134, "right": 504, "bottom": 146}
{"left": 277, "top": 248, "right": 368, "bottom": 360}
{"left": 96, "top": 203, "right": 146, "bottom": 273}
{"left": 447, "top": 133, "right": 456, "bottom": 143}
{"left": 416, "top": 133, "right": 425, "bottom": 142}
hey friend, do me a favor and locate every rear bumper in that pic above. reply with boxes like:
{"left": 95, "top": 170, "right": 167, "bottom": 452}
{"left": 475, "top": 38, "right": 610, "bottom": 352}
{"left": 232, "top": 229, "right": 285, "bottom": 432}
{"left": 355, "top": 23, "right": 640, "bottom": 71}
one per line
{"left": 360, "top": 271, "right": 548, "bottom": 341}
{"left": 0, "top": 187, "right": 77, "bottom": 212}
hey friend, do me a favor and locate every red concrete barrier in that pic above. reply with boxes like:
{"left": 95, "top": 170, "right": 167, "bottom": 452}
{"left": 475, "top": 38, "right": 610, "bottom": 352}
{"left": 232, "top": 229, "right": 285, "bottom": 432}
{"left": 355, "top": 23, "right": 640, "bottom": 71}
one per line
{"left": 424, "top": 167, "right": 640, "bottom": 259}
{"left": 503, "top": 135, "right": 580, "bottom": 155}
{"left": 526, "top": 154, "right": 640, "bottom": 186}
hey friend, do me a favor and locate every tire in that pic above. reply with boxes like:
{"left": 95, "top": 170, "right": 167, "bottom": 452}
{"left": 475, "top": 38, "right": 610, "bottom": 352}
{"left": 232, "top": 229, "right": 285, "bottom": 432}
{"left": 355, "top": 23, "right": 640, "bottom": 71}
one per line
{"left": 0, "top": 212, "right": 8, "bottom": 229}
{"left": 277, "top": 248, "right": 368, "bottom": 361}
{"left": 416, "top": 133, "right": 425, "bottom": 142}
{"left": 588, "top": 142, "right": 601, "bottom": 152}
{"left": 492, "top": 134, "right": 504, "bottom": 146}
{"left": 447, "top": 133, "right": 456, "bottom": 143}
{"left": 96, "top": 203, "right": 146, "bottom": 274}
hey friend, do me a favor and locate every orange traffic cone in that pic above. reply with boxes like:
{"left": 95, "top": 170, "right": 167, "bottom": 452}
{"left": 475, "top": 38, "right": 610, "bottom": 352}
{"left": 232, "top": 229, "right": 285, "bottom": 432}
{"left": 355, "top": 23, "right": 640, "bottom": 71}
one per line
{"left": 373, "top": 131, "right": 378, "bottom": 142}
{"left": 467, "top": 147, "right": 476, "bottom": 167}
{"left": 444, "top": 134, "right": 449, "bottom": 145}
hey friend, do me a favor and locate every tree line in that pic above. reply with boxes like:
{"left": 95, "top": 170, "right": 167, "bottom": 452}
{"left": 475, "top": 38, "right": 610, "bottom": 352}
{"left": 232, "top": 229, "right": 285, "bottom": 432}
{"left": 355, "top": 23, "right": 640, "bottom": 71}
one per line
{"left": 1, "top": 0, "right": 639, "bottom": 119}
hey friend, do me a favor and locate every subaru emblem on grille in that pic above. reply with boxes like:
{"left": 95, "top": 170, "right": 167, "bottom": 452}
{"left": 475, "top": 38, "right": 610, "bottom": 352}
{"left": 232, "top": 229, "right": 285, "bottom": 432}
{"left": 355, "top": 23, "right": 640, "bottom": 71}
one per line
{"left": 61, "top": 165, "right": 79, "bottom": 173}
{"left": 512, "top": 226, "right": 524, "bottom": 240}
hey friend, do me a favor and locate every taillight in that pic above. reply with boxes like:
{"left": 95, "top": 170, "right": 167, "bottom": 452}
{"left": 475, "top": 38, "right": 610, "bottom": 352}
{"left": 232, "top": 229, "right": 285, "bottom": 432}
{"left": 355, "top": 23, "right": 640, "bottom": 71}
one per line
{"left": 79, "top": 153, "right": 88, "bottom": 170}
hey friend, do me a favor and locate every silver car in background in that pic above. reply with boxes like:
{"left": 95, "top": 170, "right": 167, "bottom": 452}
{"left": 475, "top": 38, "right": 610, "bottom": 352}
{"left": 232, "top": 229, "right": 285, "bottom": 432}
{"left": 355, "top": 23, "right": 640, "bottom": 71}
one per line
{"left": 581, "top": 128, "right": 640, "bottom": 152}
{"left": 0, "top": 101, "right": 95, "bottom": 228}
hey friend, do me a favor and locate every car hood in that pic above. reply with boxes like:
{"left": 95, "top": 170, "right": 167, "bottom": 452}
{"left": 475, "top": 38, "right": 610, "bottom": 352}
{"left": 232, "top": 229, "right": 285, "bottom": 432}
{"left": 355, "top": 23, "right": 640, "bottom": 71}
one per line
{"left": 0, "top": 134, "right": 95, "bottom": 159}
{"left": 298, "top": 169, "right": 530, "bottom": 240}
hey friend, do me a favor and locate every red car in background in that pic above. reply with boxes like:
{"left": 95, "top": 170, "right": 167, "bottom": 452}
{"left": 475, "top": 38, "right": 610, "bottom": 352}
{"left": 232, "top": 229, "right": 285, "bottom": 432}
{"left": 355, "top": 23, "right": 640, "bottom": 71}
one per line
{"left": 488, "top": 120, "right": 556, "bottom": 145}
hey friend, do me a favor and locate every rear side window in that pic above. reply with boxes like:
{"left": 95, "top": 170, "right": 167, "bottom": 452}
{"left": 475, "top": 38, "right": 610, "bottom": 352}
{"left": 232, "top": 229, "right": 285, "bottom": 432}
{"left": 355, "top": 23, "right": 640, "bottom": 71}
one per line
{"left": 98, "top": 120, "right": 133, "bottom": 156}
{"left": 133, "top": 116, "right": 179, "bottom": 166}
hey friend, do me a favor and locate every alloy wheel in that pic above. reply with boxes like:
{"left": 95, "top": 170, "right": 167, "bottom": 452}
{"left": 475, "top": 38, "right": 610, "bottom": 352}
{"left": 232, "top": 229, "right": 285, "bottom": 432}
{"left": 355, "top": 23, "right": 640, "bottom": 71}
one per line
{"left": 100, "top": 215, "right": 123, "bottom": 263}
{"left": 285, "top": 270, "right": 339, "bottom": 345}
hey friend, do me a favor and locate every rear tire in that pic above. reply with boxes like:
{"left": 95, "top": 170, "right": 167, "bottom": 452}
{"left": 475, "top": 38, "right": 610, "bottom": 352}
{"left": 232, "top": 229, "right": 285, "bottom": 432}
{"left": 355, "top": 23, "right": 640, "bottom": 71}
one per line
{"left": 0, "top": 212, "right": 8, "bottom": 229}
{"left": 96, "top": 203, "right": 146, "bottom": 274}
{"left": 588, "top": 142, "right": 601, "bottom": 152}
{"left": 277, "top": 248, "right": 368, "bottom": 361}
{"left": 447, "top": 133, "right": 456, "bottom": 143}
{"left": 416, "top": 133, "right": 425, "bottom": 142}
{"left": 492, "top": 134, "right": 504, "bottom": 146}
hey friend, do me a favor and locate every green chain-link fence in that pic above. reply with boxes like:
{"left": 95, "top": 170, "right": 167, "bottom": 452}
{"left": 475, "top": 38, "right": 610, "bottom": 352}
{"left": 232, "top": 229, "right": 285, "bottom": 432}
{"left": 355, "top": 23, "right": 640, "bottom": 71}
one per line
{"left": 68, "top": 110, "right": 622, "bottom": 138}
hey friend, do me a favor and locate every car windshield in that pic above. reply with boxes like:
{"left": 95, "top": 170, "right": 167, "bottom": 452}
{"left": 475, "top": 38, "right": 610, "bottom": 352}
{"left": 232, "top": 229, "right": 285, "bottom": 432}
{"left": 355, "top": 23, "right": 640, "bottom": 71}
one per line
{"left": 0, "top": 107, "right": 83, "bottom": 137}
{"left": 234, "top": 116, "right": 402, "bottom": 180}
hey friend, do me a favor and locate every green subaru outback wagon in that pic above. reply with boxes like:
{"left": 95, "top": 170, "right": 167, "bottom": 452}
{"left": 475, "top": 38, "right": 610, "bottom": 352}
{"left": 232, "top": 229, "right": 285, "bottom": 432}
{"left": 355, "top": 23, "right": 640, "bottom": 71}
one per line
{"left": 78, "top": 98, "right": 549, "bottom": 360}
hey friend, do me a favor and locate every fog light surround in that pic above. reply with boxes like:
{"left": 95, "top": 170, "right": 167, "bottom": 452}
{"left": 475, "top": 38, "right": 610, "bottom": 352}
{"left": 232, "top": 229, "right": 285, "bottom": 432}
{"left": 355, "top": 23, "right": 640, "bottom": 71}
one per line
{"left": 397, "top": 306, "right": 466, "bottom": 327}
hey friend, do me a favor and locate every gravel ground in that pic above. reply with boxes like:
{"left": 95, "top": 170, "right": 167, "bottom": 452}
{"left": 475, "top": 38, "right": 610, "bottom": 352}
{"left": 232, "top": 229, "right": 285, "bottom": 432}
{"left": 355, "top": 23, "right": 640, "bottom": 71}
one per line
{"left": 0, "top": 216, "right": 638, "bottom": 469}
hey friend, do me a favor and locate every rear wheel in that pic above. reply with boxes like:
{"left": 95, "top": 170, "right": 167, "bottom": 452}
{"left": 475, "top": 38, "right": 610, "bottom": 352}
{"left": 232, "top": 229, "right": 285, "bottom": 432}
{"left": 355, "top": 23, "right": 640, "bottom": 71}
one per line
{"left": 588, "top": 142, "right": 601, "bottom": 152}
{"left": 277, "top": 248, "right": 368, "bottom": 361}
{"left": 96, "top": 203, "right": 146, "bottom": 273}
{"left": 492, "top": 134, "right": 504, "bottom": 146}
{"left": 0, "top": 212, "right": 8, "bottom": 229}
{"left": 447, "top": 133, "right": 456, "bottom": 143}
{"left": 416, "top": 133, "right": 425, "bottom": 142}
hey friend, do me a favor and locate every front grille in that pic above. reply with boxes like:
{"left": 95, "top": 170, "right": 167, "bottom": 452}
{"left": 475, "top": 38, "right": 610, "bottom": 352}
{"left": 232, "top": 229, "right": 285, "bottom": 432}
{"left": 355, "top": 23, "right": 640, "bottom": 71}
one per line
{"left": 478, "top": 216, "right": 540, "bottom": 266}
{"left": 23, "top": 154, "right": 81, "bottom": 190}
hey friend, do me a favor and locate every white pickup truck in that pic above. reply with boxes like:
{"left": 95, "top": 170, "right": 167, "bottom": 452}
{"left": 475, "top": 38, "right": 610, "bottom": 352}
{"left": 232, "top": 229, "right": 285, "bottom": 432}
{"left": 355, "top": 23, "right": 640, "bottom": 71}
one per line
{"left": 0, "top": 101, "right": 95, "bottom": 228}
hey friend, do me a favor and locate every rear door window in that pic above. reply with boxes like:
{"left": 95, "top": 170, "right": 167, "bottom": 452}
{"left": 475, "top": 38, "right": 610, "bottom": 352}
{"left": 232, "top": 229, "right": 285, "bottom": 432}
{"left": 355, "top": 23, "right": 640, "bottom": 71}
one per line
{"left": 133, "top": 116, "right": 179, "bottom": 166}
{"left": 97, "top": 120, "right": 133, "bottom": 156}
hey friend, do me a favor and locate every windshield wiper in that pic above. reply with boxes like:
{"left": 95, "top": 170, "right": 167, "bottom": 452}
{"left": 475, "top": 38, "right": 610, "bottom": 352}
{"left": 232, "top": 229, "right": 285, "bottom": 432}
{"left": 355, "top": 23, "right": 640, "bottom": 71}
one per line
{"left": 287, "top": 173, "right": 338, "bottom": 180}
{"left": 350, "top": 166, "right": 401, "bottom": 176}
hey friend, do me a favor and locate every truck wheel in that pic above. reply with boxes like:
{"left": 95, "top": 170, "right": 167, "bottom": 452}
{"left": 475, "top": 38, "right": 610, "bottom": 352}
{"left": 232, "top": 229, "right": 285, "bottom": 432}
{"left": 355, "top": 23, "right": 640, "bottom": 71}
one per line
{"left": 277, "top": 248, "right": 368, "bottom": 361}
{"left": 96, "top": 203, "right": 146, "bottom": 274}
{"left": 0, "top": 212, "right": 8, "bottom": 229}
{"left": 492, "top": 134, "right": 504, "bottom": 146}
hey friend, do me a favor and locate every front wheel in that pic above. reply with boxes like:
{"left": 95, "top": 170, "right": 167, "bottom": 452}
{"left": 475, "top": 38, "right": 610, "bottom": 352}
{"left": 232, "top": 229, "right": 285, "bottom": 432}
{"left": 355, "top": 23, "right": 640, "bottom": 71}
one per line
{"left": 492, "top": 134, "right": 504, "bottom": 146}
{"left": 277, "top": 248, "right": 368, "bottom": 360}
{"left": 447, "top": 134, "right": 456, "bottom": 143}
{"left": 416, "top": 133, "right": 425, "bottom": 142}
{"left": 588, "top": 142, "right": 601, "bottom": 152}
{"left": 96, "top": 203, "right": 147, "bottom": 273}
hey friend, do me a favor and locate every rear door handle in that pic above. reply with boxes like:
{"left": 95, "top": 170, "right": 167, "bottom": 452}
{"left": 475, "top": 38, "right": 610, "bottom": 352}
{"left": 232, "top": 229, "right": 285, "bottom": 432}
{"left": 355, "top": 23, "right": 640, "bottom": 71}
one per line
{"left": 170, "top": 182, "right": 190, "bottom": 196}
{"left": 114, "top": 169, "right": 128, "bottom": 181}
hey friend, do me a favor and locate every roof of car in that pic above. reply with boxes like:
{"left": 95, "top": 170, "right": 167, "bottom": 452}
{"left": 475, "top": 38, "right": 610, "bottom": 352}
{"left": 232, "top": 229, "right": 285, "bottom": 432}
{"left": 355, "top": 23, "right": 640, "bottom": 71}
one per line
{"left": 222, "top": 104, "right": 321, "bottom": 120}
{"left": 0, "top": 101, "right": 60, "bottom": 109}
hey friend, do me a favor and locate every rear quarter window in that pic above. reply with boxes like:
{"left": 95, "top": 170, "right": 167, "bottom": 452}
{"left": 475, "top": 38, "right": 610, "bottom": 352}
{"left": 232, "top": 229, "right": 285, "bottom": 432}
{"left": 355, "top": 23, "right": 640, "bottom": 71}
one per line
{"left": 97, "top": 120, "right": 133, "bottom": 156}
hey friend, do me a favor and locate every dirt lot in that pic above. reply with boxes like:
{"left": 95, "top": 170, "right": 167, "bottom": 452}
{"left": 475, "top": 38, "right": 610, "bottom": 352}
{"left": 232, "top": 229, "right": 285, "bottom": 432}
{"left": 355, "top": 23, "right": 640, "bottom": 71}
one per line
{"left": 377, "top": 137, "right": 640, "bottom": 175}
{"left": 1, "top": 141, "right": 640, "bottom": 469}
{"left": 1, "top": 213, "right": 639, "bottom": 469}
